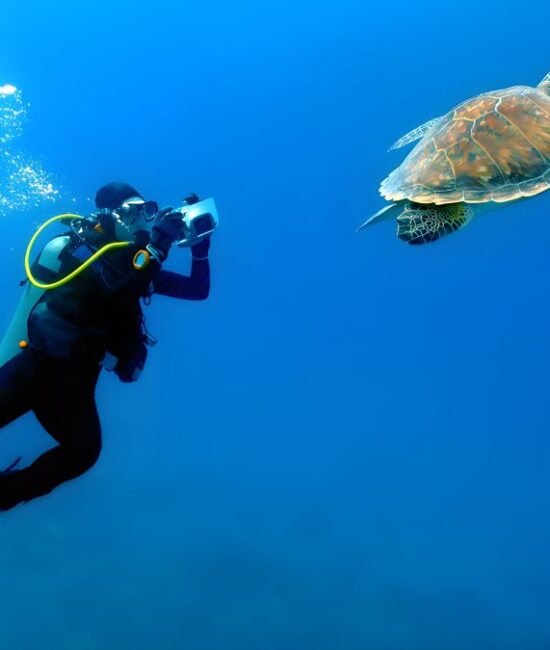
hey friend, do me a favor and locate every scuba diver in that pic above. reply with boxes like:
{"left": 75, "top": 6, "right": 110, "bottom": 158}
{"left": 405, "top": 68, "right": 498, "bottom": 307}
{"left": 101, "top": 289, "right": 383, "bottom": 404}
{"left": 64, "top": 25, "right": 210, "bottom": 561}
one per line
{"left": 0, "top": 182, "right": 217, "bottom": 511}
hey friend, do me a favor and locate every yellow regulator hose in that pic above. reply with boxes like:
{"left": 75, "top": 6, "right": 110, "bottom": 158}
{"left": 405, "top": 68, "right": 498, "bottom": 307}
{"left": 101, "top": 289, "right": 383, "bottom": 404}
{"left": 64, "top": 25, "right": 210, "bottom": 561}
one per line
{"left": 25, "top": 213, "right": 131, "bottom": 290}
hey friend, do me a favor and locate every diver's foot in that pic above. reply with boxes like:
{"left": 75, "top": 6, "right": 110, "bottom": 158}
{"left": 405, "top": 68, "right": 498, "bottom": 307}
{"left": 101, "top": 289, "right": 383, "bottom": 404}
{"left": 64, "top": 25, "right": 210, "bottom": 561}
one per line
{"left": 0, "top": 462, "right": 24, "bottom": 512}
{"left": 1, "top": 457, "right": 22, "bottom": 475}
{"left": 0, "top": 490, "right": 23, "bottom": 511}
{"left": 0, "top": 495, "right": 21, "bottom": 512}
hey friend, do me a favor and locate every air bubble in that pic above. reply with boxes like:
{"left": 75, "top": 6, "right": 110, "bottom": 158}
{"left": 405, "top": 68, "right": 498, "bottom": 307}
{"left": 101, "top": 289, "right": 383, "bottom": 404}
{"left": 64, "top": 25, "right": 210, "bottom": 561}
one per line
{"left": 0, "top": 85, "right": 62, "bottom": 216}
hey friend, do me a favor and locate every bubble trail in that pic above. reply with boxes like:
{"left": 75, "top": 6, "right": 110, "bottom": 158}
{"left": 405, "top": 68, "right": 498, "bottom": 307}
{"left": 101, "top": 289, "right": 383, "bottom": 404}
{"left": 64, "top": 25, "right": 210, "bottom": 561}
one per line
{"left": 0, "top": 84, "right": 62, "bottom": 216}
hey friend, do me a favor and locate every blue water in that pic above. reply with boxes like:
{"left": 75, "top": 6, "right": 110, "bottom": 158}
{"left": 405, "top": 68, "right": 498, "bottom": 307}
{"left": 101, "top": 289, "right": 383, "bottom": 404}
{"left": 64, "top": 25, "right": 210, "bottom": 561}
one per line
{"left": 1, "top": 1, "right": 550, "bottom": 647}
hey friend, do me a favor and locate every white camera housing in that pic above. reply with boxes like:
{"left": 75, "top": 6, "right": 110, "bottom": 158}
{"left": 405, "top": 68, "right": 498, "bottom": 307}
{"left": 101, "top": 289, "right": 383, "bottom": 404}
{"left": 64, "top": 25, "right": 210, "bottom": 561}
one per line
{"left": 175, "top": 197, "right": 219, "bottom": 248}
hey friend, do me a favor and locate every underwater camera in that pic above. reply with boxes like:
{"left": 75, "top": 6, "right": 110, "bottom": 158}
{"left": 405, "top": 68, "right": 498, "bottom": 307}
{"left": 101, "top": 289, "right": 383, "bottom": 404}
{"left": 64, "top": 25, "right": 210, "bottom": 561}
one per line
{"left": 173, "top": 195, "right": 219, "bottom": 248}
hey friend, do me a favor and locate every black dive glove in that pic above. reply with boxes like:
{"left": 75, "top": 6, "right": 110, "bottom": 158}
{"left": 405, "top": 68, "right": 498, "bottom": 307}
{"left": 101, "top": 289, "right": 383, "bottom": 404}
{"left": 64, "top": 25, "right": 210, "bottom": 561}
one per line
{"left": 150, "top": 206, "right": 212, "bottom": 261}
{"left": 150, "top": 207, "right": 184, "bottom": 261}
{"left": 191, "top": 236, "right": 210, "bottom": 260}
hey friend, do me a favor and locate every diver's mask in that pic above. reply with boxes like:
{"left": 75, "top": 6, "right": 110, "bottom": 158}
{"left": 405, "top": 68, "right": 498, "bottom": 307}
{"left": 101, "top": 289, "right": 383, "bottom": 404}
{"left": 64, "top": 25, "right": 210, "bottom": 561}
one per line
{"left": 113, "top": 196, "right": 158, "bottom": 240}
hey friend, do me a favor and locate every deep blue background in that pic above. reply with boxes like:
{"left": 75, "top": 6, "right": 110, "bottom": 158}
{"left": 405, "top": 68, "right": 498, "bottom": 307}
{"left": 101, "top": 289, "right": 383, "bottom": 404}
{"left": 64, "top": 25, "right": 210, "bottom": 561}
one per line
{"left": 1, "top": 1, "right": 550, "bottom": 648}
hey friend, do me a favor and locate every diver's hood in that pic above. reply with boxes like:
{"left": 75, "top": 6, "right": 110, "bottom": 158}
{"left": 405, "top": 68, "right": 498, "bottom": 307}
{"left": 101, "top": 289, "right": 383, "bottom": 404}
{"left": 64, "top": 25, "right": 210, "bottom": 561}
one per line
{"left": 95, "top": 182, "right": 143, "bottom": 210}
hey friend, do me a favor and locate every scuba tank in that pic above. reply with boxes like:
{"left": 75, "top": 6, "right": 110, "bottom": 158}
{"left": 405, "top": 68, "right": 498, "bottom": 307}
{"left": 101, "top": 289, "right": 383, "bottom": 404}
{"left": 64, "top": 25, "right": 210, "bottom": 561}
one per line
{"left": 0, "top": 235, "right": 70, "bottom": 367}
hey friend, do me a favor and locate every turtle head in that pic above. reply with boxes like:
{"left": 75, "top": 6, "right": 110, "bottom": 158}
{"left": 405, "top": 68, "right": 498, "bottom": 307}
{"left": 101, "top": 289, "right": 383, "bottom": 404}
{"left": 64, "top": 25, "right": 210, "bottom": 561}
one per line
{"left": 538, "top": 72, "right": 550, "bottom": 95}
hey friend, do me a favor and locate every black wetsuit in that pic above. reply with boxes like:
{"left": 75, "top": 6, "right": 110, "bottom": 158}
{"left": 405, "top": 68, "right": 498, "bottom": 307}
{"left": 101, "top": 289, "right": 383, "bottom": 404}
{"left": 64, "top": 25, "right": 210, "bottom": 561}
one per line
{"left": 0, "top": 245, "right": 210, "bottom": 511}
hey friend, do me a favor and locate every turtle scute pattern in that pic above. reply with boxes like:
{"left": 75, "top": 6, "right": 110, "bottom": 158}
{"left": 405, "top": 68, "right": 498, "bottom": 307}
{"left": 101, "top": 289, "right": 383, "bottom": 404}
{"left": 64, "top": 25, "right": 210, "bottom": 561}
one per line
{"left": 381, "top": 86, "right": 550, "bottom": 205}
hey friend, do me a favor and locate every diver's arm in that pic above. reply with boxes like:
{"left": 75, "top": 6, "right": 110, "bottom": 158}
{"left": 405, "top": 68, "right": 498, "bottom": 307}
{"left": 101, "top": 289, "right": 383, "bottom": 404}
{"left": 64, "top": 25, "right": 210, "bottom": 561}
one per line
{"left": 153, "top": 239, "right": 210, "bottom": 300}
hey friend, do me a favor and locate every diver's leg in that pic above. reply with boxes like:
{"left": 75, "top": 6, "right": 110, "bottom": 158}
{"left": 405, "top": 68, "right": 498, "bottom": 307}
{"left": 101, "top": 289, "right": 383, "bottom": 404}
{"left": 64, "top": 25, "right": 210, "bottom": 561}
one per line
{"left": 0, "top": 352, "right": 37, "bottom": 429}
{"left": 0, "top": 358, "right": 102, "bottom": 510}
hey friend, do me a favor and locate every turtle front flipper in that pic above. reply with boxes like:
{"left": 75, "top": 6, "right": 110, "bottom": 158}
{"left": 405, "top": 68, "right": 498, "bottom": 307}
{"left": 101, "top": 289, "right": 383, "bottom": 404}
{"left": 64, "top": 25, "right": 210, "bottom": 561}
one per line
{"left": 355, "top": 203, "right": 401, "bottom": 233}
{"left": 397, "top": 203, "right": 474, "bottom": 245}
{"left": 388, "top": 117, "right": 442, "bottom": 152}
{"left": 539, "top": 72, "right": 550, "bottom": 95}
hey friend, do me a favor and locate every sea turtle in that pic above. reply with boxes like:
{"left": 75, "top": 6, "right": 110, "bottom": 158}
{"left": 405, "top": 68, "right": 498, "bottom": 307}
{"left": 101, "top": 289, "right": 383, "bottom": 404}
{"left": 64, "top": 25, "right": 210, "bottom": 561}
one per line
{"left": 357, "top": 72, "right": 550, "bottom": 244}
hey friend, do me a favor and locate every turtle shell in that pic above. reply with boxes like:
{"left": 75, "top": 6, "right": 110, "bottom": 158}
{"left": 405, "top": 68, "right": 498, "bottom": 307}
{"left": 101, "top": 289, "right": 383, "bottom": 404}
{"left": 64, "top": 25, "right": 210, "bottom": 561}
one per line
{"left": 381, "top": 86, "right": 550, "bottom": 205}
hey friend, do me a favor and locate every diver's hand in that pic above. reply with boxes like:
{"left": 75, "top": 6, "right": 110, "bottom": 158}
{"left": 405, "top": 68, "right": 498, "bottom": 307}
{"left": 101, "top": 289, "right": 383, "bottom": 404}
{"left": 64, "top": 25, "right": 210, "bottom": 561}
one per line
{"left": 150, "top": 207, "right": 184, "bottom": 260}
{"left": 191, "top": 236, "right": 210, "bottom": 260}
